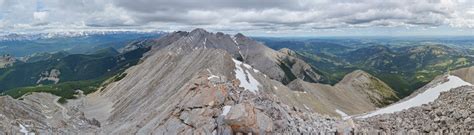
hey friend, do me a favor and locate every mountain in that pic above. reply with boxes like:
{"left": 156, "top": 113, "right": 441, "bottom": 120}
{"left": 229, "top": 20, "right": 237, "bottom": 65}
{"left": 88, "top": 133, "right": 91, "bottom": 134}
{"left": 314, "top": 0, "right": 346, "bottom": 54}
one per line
{"left": 0, "top": 29, "right": 348, "bottom": 134}
{"left": 235, "top": 33, "right": 326, "bottom": 84}
{"left": 1, "top": 29, "right": 471, "bottom": 134}
{"left": 0, "top": 31, "right": 163, "bottom": 57}
{"left": 0, "top": 31, "right": 164, "bottom": 41}
{"left": 287, "top": 70, "right": 398, "bottom": 116}
{"left": 0, "top": 29, "right": 399, "bottom": 134}
{"left": 147, "top": 28, "right": 326, "bottom": 84}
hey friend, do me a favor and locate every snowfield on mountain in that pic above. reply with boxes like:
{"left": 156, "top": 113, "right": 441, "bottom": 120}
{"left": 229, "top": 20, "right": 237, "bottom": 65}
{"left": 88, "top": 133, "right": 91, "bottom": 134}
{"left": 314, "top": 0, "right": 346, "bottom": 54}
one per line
{"left": 360, "top": 75, "right": 472, "bottom": 118}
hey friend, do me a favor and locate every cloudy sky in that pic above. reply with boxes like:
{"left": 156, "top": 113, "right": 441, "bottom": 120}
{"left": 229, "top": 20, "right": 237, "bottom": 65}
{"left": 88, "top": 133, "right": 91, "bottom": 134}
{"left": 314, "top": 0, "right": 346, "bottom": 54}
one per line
{"left": 0, "top": 0, "right": 473, "bottom": 36}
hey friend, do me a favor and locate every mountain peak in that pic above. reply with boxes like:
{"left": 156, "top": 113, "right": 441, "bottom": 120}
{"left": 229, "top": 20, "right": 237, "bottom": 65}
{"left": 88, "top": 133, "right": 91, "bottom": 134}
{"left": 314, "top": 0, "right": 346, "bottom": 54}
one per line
{"left": 338, "top": 70, "right": 378, "bottom": 85}
{"left": 337, "top": 70, "right": 399, "bottom": 107}
{"left": 235, "top": 33, "right": 245, "bottom": 38}
{"left": 190, "top": 28, "right": 210, "bottom": 36}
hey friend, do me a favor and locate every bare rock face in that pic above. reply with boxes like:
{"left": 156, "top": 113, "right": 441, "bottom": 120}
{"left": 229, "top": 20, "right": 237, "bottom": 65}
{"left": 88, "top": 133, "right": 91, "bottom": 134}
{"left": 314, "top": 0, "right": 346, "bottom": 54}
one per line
{"left": 146, "top": 29, "right": 324, "bottom": 85}
{"left": 0, "top": 54, "right": 15, "bottom": 68}
{"left": 355, "top": 86, "right": 474, "bottom": 134}
{"left": 234, "top": 33, "right": 323, "bottom": 84}
{"left": 36, "top": 69, "right": 61, "bottom": 84}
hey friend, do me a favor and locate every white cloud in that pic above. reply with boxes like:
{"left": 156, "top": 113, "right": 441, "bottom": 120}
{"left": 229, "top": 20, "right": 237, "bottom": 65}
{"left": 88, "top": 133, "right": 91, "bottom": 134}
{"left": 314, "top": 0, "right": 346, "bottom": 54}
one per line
{"left": 0, "top": 0, "right": 472, "bottom": 34}
{"left": 33, "top": 11, "right": 48, "bottom": 21}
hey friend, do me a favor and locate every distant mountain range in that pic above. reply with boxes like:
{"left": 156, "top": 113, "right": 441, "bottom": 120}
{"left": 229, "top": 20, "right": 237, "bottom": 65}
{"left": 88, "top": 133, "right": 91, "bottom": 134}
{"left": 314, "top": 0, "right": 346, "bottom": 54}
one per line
{"left": 0, "top": 31, "right": 164, "bottom": 41}
{"left": 0, "top": 31, "right": 163, "bottom": 57}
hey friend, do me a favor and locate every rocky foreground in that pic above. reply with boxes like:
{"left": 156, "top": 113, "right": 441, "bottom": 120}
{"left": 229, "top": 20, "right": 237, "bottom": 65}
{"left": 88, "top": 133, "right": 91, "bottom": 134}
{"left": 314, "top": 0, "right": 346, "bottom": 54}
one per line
{"left": 355, "top": 86, "right": 474, "bottom": 134}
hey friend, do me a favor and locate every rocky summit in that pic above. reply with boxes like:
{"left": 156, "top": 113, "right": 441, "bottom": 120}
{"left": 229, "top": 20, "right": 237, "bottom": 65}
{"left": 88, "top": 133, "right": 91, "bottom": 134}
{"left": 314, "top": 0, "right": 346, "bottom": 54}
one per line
{"left": 0, "top": 29, "right": 473, "bottom": 134}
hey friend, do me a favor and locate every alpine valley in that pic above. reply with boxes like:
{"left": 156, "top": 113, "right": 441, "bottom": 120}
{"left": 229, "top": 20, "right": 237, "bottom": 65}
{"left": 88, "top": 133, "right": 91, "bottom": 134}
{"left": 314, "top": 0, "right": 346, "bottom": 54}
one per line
{"left": 0, "top": 29, "right": 473, "bottom": 134}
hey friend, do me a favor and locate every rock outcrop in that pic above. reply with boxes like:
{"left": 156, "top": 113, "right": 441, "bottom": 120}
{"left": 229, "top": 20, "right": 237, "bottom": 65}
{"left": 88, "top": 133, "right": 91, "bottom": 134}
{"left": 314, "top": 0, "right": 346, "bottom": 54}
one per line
{"left": 36, "top": 69, "right": 61, "bottom": 84}
{"left": 0, "top": 54, "right": 15, "bottom": 68}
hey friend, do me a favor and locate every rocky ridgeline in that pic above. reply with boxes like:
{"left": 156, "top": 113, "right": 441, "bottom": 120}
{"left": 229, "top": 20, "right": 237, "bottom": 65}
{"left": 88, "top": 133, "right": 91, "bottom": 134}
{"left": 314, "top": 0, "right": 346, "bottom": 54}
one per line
{"left": 355, "top": 86, "right": 474, "bottom": 134}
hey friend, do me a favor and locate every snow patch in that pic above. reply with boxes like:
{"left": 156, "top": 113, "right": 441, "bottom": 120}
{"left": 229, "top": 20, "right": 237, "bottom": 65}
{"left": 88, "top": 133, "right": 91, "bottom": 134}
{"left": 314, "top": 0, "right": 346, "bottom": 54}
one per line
{"left": 293, "top": 91, "right": 307, "bottom": 94}
{"left": 232, "top": 37, "right": 239, "bottom": 45}
{"left": 335, "top": 109, "right": 350, "bottom": 120}
{"left": 303, "top": 104, "right": 310, "bottom": 110}
{"left": 233, "top": 36, "right": 246, "bottom": 60}
{"left": 253, "top": 69, "right": 260, "bottom": 73}
{"left": 19, "top": 124, "right": 34, "bottom": 135}
{"left": 232, "top": 59, "right": 261, "bottom": 94}
{"left": 208, "top": 75, "right": 219, "bottom": 80}
{"left": 221, "top": 106, "right": 232, "bottom": 116}
{"left": 240, "top": 62, "right": 260, "bottom": 73}
{"left": 206, "top": 69, "right": 219, "bottom": 80}
{"left": 242, "top": 63, "right": 252, "bottom": 69}
{"left": 360, "top": 75, "right": 472, "bottom": 118}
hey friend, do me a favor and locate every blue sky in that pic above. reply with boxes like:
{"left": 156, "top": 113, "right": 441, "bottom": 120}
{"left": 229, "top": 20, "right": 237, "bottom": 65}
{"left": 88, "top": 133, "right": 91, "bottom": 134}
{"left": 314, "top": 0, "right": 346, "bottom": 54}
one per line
{"left": 0, "top": 0, "right": 473, "bottom": 36}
